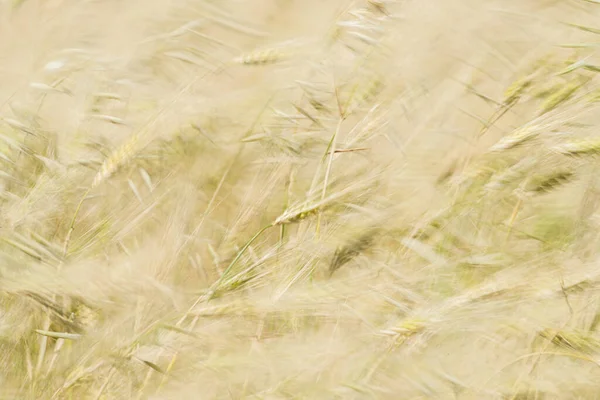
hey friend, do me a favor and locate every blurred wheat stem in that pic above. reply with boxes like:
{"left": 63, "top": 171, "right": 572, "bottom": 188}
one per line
{"left": 316, "top": 118, "right": 344, "bottom": 238}
{"left": 62, "top": 188, "right": 91, "bottom": 260}
{"left": 505, "top": 195, "right": 523, "bottom": 244}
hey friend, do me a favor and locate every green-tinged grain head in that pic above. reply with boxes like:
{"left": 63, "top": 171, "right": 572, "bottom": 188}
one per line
{"left": 233, "top": 47, "right": 290, "bottom": 66}
{"left": 540, "top": 328, "right": 600, "bottom": 355}
{"left": 91, "top": 132, "right": 140, "bottom": 189}
{"left": 537, "top": 78, "right": 584, "bottom": 115}
{"left": 380, "top": 317, "right": 427, "bottom": 347}
{"left": 503, "top": 75, "right": 534, "bottom": 106}
{"left": 273, "top": 202, "right": 322, "bottom": 226}
{"left": 489, "top": 125, "right": 541, "bottom": 152}
{"left": 484, "top": 156, "right": 538, "bottom": 192}
{"left": 524, "top": 170, "right": 575, "bottom": 194}
{"left": 343, "top": 74, "right": 385, "bottom": 115}
{"left": 553, "top": 137, "right": 600, "bottom": 156}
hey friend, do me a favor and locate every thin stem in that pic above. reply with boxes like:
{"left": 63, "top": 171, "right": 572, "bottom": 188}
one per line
{"left": 316, "top": 118, "right": 343, "bottom": 238}
{"left": 208, "top": 224, "right": 273, "bottom": 299}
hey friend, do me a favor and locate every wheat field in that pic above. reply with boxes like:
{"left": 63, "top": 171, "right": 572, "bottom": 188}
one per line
{"left": 2, "top": 0, "right": 600, "bottom": 398}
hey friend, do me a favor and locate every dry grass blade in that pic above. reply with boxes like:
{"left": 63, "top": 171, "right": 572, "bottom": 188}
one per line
{"left": 35, "top": 330, "right": 82, "bottom": 341}
{"left": 565, "top": 22, "right": 600, "bottom": 35}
